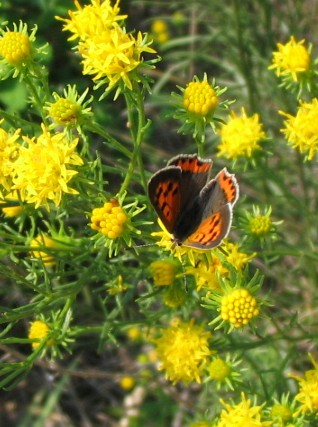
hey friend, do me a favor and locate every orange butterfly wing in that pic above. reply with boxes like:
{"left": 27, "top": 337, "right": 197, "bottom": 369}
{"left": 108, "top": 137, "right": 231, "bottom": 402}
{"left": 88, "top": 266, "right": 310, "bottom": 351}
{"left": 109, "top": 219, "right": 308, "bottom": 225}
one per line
{"left": 183, "top": 205, "right": 232, "bottom": 249}
{"left": 147, "top": 167, "right": 182, "bottom": 234}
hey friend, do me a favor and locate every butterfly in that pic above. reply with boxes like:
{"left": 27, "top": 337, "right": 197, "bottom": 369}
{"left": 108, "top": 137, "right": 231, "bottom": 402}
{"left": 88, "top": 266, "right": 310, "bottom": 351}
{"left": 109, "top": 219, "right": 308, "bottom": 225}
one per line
{"left": 148, "top": 154, "right": 239, "bottom": 249}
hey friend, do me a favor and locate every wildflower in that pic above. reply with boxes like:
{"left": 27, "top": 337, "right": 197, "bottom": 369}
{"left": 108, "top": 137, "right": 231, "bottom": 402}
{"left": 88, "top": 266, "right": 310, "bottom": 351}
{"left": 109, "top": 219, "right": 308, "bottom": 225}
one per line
{"left": 220, "top": 288, "right": 259, "bottom": 329}
{"left": 216, "top": 393, "right": 271, "bottom": 427}
{"left": 151, "top": 218, "right": 202, "bottom": 266}
{"left": 0, "top": 191, "right": 23, "bottom": 217}
{"left": 12, "top": 125, "right": 83, "bottom": 208}
{"left": 183, "top": 79, "right": 218, "bottom": 116}
{"left": 206, "top": 354, "right": 243, "bottom": 391}
{"left": 268, "top": 394, "right": 303, "bottom": 426}
{"left": 222, "top": 241, "right": 256, "bottom": 271}
{"left": 280, "top": 99, "right": 318, "bottom": 160}
{"left": 162, "top": 283, "right": 187, "bottom": 308}
{"left": 186, "top": 252, "right": 228, "bottom": 291}
{"left": 58, "top": 0, "right": 127, "bottom": 42}
{"left": 246, "top": 206, "right": 274, "bottom": 237}
{"left": 217, "top": 108, "right": 266, "bottom": 159}
{"left": 155, "top": 319, "right": 212, "bottom": 384}
{"left": 0, "top": 22, "right": 31, "bottom": 66}
{"left": 30, "top": 234, "right": 58, "bottom": 266}
{"left": 46, "top": 86, "right": 92, "bottom": 129}
{"left": 91, "top": 199, "right": 128, "bottom": 239}
{"left": 173, "top": 74, "right": 230, "bottom": 141}
{"left": 269, "top": 36, "right": 311, "bottom": 82}
{"left": 150, "top": 259, "right": 177, "bottom": 286}
{"left": 0, "top": 124, "right": 20, "bottom": 192}
{"left": 107, "top": 274, "right": 128, "bottom": 295}
{"left": 126, "top": 326, "right": 142, "bottom": 341}
{"left": 79, "top": 27, "right": 156, "bottom": 91}
{"left": 28, "top": 320, "right": 53, "bottom": 349}
{"left": 204, "top": 270, "right": 263, "bottom": 332}
{"left": 151, "top": 19, "right": 169, "bottom": 44}
{"left": 119, "top": 376, "right": 135, "bottom": 391}
{"left": 290, "top": 353, "right": 318, "bottom": 415}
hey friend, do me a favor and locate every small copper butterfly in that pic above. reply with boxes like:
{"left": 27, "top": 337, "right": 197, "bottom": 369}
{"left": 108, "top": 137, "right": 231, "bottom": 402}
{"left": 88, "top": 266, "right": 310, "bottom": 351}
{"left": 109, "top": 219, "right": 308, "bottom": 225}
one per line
{"left": 148, "top": 154, "right": 239, "bottom": 249}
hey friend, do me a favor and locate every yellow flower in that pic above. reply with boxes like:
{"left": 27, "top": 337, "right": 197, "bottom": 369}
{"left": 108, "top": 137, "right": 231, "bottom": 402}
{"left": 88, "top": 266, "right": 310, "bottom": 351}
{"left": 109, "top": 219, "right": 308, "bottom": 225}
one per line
{"left": 151, "top": 19, "right": 169, "bottom": 44}
{"left": 46, "top": 85, "right": 93, "bottom": 130}
{"left": 280, "top": 99, "right": 318, "bottom": 160}
{"left": 0, "top": 125, "right": 20, "bottom": 192}
{"left": 12, "top": 125, "right": 83, "bottom": 208}
{"left": 28, "top": 320, "right": 53, "bottom": 349}
{"left": 119, "top": 376, "right": 135, "bottom": 390}
{"left": 183, "top": 80, "right": 218, "bottom": 116}
{"left": 49, "top": 98, "right": 80, "bottom": 126}
{"left": 216, "top": 393, "right": 271, "bottom": 427}
{"left": 162, "top": 284, "right": 187, "bottom": 308}
{"left": 290, "top": 353, "right": 318, "bottom": 415}
{"left": 221, "top": 288, "right": 260, "bottom": 329}
{"left": 0, "top": 191, "right": 23, "bottom": 217}
{"left": 90, "top": 199, "right": 128, "bottom": 239}
{"left": 217, "top": 108, "right": 266, "bottom": 159}
{"left": 155, "top": 319, "right": 212, "bottom": 384}
{"left": 150, "top": 259, "right": 176, "bottom": 286}
{"left": 151, "top": 219, "right": 203, "bottom": 266}
{"left": 222, "top": 241, "right": 256, "bottom": 271}
{"left": 207, "top": 354, "right": 242, "bottom": 391}
{"left": 269, "top": 36, "right": 310, "bottom": 81}
{"left": 30, "top": 234, "right": 58, "bottom": 266}
{"left": 0, "top": 24, "right": 31, "bottom": 66}
{"left": 270, "top": 404, "right": 293, "bottom": 423}
{"left": 79, "top": 27, "right": 155, "bottom": 90}
{"left": 208, "top": 357, "right": 231, "bottom": 381}
{"left": 250, "top": 215, "right": 272, "bottom": 236}
{"left": 58, "top": 0, "right": 127, "bottom": 41}
{"left": 186, "top": 253, "right": 228, "bottom": 291}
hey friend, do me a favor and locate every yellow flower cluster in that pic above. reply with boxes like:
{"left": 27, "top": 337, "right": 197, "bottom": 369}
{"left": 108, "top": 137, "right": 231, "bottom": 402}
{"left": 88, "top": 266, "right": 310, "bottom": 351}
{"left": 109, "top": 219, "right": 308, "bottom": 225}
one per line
{"left": 217, "top": 393, "right": 271, "bottom": 427}
{"left": 155, "top": 319, "right": 212, "bottom": 384}
{"left": 12, "top": 125, "right": 83, "bottom": 208}
{"left": 28, "top": 320, "right": 52, "bottom": 349}
{"left": 269, "top": 36, "right": 310, "bottom": 81}
{"left": 49, "top": 98, "right": 80, "bottom": 126}
{"left": 59, "top": 0, "right": 155, "bottom": 91}
{"left": 221, "top": 288, "right": 259, "bottom": 329}
{"left": 90, "top": 199, "right": 128, "bottom": 239}
{"left": 249, "top": 215, "right": 272, "bottom": 236}
{"left": 0, "top": 122, "right": 82, "bottom": 208}
{"left": 0, "top": 31, "right": 30, "bottom": 65}
{"left": 30, "top": 235, "right": 57, "bottom": 266}
{"left": 208, "top": 357, "right": 231, "bottom": 381}
{"left": 183, "top": 80, "right": 218, "bottom": 116}
{"left": 291, "top": 354, "right": 318, "bottom": 415}
{"left": 280, "top": 98, "right": 318, "bottom": 160}
{"left": 218, "top": 108, "right": 265, "bottom": 159}
{"left": 151, "top": 19, "right": 169, "bottom": 44}
{"left": 150, "top": 259, "right": 176, "bottom": 286}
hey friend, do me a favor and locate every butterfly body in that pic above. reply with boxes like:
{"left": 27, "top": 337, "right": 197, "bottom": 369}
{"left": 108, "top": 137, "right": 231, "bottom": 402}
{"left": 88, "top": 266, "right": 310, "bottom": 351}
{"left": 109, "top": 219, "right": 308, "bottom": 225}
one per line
{"left": 148, "top": 154, "right": 239, "bottom": 249}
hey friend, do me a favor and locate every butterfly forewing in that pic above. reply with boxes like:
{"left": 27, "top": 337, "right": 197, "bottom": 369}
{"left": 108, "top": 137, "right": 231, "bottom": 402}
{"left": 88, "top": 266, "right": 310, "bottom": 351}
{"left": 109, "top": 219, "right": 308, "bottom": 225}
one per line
{"left": 147, "top": 166, "right": 182, "bottom": 233}
{"left": 167, "top": 154, "right": 213, "bottom": 213}
{"left": 217, "top": 168, "right": 239, "bottom": 205}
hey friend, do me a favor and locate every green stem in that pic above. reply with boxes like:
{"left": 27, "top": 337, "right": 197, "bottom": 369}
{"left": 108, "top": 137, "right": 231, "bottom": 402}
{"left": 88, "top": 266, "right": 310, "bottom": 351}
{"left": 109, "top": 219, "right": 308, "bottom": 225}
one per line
{"left": 23, "top": 72, "right": 49, "bottom": 125}
{"left": 85, "top": 121, "right": 132, "bottom": 159}
{"left": 118, "top": 86, "right": 149, "bottom": 198}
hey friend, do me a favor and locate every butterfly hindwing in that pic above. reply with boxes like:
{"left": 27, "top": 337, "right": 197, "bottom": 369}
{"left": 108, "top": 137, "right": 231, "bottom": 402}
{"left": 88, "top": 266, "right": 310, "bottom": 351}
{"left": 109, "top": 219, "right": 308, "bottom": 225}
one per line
{"left": 184, "top": 205, "right": 232, "bottom": 249}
